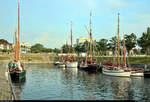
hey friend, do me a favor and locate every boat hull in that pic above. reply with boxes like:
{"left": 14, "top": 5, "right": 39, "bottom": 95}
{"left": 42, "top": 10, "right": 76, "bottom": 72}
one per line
{"left": 10, "top": 70, "right": 26, "bottom": 82}
{"left": 80, "top": 64, "right": 100, "bottom": 72}
{"left": 131, "top": 71, "right": 144, "bottom": 77}
{"left": 58, "top": 64, "right": 66, "bottom": 68}
{"left": 102, "top": 68, "right": 131, "bottom": 77}
{"left": 78, "top": 65, "right": 88, "bottom": 70}
{"left": 66, "top": 62, "right": 78, "bottom": 68}
{"left": 54, "top": 61, "right": 60, "bottom": 65}
{"left": 144, "top": 71, "right": 150, "bottom": 77}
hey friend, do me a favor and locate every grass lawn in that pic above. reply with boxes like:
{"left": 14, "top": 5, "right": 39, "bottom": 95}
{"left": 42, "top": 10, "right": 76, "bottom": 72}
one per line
{"left": 0, "top": 57, "right": 10, "bottom": 60}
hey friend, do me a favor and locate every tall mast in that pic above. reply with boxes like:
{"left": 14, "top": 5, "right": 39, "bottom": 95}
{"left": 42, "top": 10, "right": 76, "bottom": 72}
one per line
{"left": 89, "top": 11, "right": 93, "bottom": 62}
{"left": 117, "top": 13, "right": 120, "bottom": 67}
{"left": 17, "top": 1, "right": 20, "bottom": 61}
{"left": 70, "top": 21, "right": 73, "bottom": 59}
{"left": 14, "top": 29, "right": 18, "bottom": 61}
{"left": 123, "top": 37, "right": 127, "bottom": 68}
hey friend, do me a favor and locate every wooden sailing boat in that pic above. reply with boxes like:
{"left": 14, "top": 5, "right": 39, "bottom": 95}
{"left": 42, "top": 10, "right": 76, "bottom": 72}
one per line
{"left": 66, "top": 21, "right": 78, "bottom": 68}
{"left": 102, "top": 13, "right": 131, "bottom": 77}
{"left": 122, "top": 38, "right": 144, "bottom": 77}
{"left": 78, "top": 29, "right": 89, "bottom": 70}
{"left": 79, "top": 11, "right": 99, "bottom": 72}
{"left": 8, "top": 1, "right": 26, "bottom": 82}
{"left": 57, "top": 48, "right": 66, "bottom": 68}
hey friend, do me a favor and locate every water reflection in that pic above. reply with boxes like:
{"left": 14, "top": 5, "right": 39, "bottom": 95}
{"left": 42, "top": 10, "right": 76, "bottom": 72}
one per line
{"left": 13, "top": 82, "right": 25, "bottom": 100}
{"left": 12, "top": 64, "right": 150, "bottom": 100}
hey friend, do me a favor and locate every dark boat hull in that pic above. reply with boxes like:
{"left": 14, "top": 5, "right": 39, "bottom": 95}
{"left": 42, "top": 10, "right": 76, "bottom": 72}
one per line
{"left": 78, "top": 65, "right": 88, "bottom": 70}
{"left": 82, "top": 64, "right": 100, "bottom": 72}
{"left": 10, "top": 70, "right": 26, "bottom": 82}
{"left": 144, "top": 71, "right": 150, "bottom": 77}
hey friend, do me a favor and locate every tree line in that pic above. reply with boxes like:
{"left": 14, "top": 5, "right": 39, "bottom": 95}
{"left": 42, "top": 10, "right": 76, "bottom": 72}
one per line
{"left": 1, "top": 27, "right": 150, "bottom": 55}
{"left": 61, "top": 27, "right": 150, "bottom": 56}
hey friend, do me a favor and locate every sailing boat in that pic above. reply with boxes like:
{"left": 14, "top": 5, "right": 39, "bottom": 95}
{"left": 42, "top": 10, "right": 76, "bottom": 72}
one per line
{"left": 122, "top": 37, "right": 144, "bottom": 77}
{"left": 8, "top": 1, "right": 26, "bottom": 82}
{"left": 102, "top": 13, "right": 131, "bottom": 77}
{"left": 66, "top": 21, "right": 78, "bottom": 68}
{"left": 79, "top": 11, "right": 99, "bottom": 72}
{"left": 78, "top": 37, "right": 89, "bottom": 70}
{"left": 57, "top": 49, "right": 66, "bottom": 68}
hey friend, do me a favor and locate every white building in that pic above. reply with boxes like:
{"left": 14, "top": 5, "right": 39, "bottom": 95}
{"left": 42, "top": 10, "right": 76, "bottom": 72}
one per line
{"left": 21, "top": 42, "right": 31, "bottom": 53}
{"left": 0, "top": 43, "right": 13, "bottom": 50}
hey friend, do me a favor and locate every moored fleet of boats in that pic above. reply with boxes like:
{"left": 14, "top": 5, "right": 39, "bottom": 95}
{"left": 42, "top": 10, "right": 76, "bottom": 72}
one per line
{"left": 7, "top": 1, "right": 150, "bottom": 84}
{"left": 54, "top": 12, "right": 149, "bottom": 78}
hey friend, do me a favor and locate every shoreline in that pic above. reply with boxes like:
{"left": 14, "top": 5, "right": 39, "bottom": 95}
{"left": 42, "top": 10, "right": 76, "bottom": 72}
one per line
{"left": 0, "top": 53, "right": 150, "bottom": 65}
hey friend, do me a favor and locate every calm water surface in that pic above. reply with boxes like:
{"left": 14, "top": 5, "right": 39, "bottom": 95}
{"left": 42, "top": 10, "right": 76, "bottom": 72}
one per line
{"left": 12, "top": 64, "right": 150, "bottom": 100}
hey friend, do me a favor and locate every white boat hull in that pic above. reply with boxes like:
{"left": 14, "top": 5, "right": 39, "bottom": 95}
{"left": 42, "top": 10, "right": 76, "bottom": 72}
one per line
{"left": 80, "top": 65, "right": 88, "bottom": 68}
{"left": 54, "top": 61, "right": 60, "bottom": 65}
{"left": 79, "top": 64, "right": 88, "bottom": 70}
{"left": 131, "top": 71, "right": 144, "bottom": 77}
{"left": 66, "top": 62, "right": 78, "bottom": 68}
{"left": 58, "top": 64, "right": 66, "bottom": 68}
{"left": 102, "top": 68, "right": 131, "bottom": 77}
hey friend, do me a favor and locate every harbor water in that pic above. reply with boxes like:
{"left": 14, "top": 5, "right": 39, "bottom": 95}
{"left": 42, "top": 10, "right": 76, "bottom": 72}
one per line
{"left": 12, "top": 64, "right": 150, "bottom": 100}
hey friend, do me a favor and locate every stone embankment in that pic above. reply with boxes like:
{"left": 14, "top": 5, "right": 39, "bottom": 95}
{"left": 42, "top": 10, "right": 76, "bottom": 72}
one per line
{"left": 0, "top": 61, "right": 16, "bottom": 100}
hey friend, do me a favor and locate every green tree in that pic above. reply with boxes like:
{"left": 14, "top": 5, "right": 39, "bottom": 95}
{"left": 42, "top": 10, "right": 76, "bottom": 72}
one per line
{"left": 137, "top": 27, "right": 150, "bottom": 55}
{"left": 145, "top": 27, "right": 150, "bottom": 54}
{"left": 0, "top": 39, "right": 9, "bottom": 44}
{"left": 53, "top": 48, "right": 61, "bottom": 53}
{"left": 74, "top": 43, "right": 83, "bottom": 55}
{"left": 96, "top": 39, "right": 108, "bottom": 56}
{"left": 31, "top": 43, "right": 44, "bottom": 53}
{"left": 61, "top": 44, "right": 70, "bottom": 53}
{"left": 74, "top": 41, "right": 90, "bottom": 54}
{"left": 107, "top": 36, "right": 117, "bottom": 55}
{"left": 2, "top": 48, "right": 8, "bottom": 52}
{"left": 124, "top": 33, "right": 137, "bottom": 55}
{"left": 41, "top": 48, "right": 53, "bottom": 53}
{"left": 137, "top": 32, "right": 147, "bottom": 54}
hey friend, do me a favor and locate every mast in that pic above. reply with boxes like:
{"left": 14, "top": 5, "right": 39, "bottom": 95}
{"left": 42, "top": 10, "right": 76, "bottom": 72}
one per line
{"left": 123, "top": 37, "right": 127, "bottom": 68}
{"left": 70, "top": 21, "right": 73, "bottom": 60}
{"left": 17, "top": 1, "right": 21, "bottom": 61}
{"left": 117, "top": 13, "right": 120, "bottom": 67}
{"left": 14, "top": 29, "right": 18, "bottom": 61}
{"left": 89, "top": 11, "right": 93, "bottom": 62}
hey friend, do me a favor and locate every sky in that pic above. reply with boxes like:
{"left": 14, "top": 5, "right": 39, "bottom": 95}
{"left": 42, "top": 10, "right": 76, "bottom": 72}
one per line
{"left": 0, "top": 0, "right": 150, "bottom": 48}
